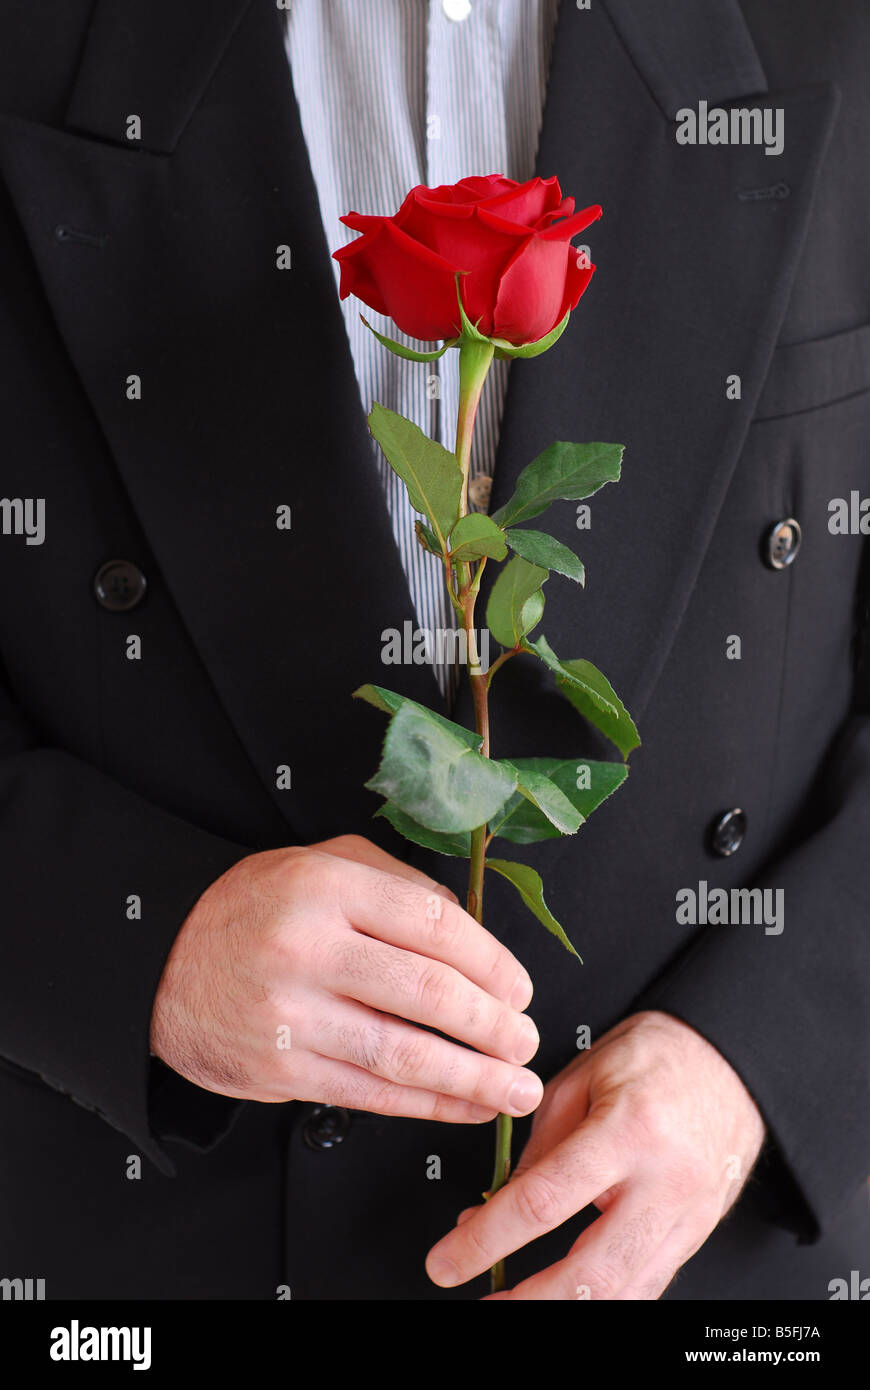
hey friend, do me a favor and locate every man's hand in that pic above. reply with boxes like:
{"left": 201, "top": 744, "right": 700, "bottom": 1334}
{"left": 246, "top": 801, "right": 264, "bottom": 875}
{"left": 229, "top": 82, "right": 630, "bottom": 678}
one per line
{"left": 150, "top": 836, "right": 543, "bottom": 1125}
{"left": 425, "top": 1010, "right": 766, "bottom": 1298}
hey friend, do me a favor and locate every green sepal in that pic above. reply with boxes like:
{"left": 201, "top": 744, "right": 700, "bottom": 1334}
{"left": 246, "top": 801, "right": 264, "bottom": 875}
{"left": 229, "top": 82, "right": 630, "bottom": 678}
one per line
{"left": 361, "top": 315, "right": 458, "bottom": 361}
{"left": 491, "top": 309, "right": 571, "bottom": 360}
{"left": 454, "top": 273, "right": 492, "bottom": 344}
{"left": 486, "top": 858, "right": 581, "bottom": 961}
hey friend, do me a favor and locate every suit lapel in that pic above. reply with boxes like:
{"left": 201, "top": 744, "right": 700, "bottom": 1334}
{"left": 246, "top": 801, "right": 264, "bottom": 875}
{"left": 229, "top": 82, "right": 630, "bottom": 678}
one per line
{"left": 470, "top": 0, "right": 839, "bottom": 739}
{"left": 0, "top": 0, "right": 441, "bottom": 838}
{"left": 64, "top": 0, "right": 256, "bottom": 153}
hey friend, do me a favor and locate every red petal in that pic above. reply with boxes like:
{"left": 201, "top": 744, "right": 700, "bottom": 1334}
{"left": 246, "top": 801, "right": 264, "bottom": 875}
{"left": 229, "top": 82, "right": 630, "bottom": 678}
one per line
{"left": 557, "top": 253, "right": 596, "bottom": 322}
{"left": 539, "top": 203, "right": 603, "bottom": 242}
{"left": 333, "top": 219, "right": 461, "bottom": 340}
{"left": 480, "top": 175, "right": 564, "bottom": 226}
{"left": 452, "top": 174, "right": 519, "bottom": 202}
{"left": 533, "top": 197, "right": 575, "bottom": 229}
{"left": 332, "top": 232, "right": 391, "bottom": 317}
{"left": 339, "top": 211, "right": 389, "bottom": 233}
{"left": 396, "top": 202, "right": 532, "bottom": 336}
{"left": 491, "top": 236, "right": 574, "bottom": 344}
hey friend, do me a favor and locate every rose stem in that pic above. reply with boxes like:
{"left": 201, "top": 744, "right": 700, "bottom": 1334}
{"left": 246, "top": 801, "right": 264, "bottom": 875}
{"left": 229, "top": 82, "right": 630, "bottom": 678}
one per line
{"left": 452, "top": 335, "right": 511, "bottom": 1293}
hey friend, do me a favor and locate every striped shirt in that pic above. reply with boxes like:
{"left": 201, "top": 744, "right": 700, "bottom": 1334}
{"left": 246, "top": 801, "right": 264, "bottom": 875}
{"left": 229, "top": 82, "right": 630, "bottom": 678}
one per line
{"left": 284, "top": 0, "right": 559, "bottom": 700}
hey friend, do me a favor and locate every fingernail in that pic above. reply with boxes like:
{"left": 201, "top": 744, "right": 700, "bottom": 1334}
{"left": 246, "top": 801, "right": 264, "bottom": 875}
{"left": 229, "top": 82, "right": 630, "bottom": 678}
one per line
{"left": 513, "top": 1015, "right": 539, "bottom": 1062}
{"left": 510, "top": 973, "right": 533, "bottom": 1011}
{"left": 427, "top": 1254, "right": 460, "bottom": 1287}
{"left": 508, "top": 1077, "right": 543, "bottom": 1114}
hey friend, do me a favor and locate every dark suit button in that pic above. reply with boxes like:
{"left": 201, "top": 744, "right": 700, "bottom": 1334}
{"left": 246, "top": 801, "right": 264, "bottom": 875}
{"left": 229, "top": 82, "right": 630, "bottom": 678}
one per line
{"left": 302, "top": 1106, "right": 351, "bottom": 1150}
{"left": 94, "top": 559, "right": 147, "bottom": 611}
{"left": 710, "top": 808, "right": 746, "bottom": 857}
{"left": 764, "top": 519, "right": 801, "bottom": 570}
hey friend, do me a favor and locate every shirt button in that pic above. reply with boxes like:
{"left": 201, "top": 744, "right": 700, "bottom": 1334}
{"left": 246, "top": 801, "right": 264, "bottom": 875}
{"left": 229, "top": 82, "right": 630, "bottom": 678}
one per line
{"left": 468, "top": 474, "right": 493, "bottom": 510}
{"left": 442, "top": 0, "right": 472, "bottom": 21}
{"left": 764, "top": 518, "right": 802, "bottom": 570}
{"left": 302, "top": 1105, "right": 352, "bottom": 1151}
{"left": 710, "top": 808, "right": 746, "bottom": 857}
{"left": 93, "top": 559, "right": 147, "bottom": 611}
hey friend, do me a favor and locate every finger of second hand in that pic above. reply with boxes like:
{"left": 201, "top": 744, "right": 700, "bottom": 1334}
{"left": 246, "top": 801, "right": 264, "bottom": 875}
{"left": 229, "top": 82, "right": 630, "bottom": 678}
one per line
{"left": 426, "top": 1117, "right": 620, "bottom": 1288}
{"left": 480, "top": 1190, "right": 679, "bottom": 1301}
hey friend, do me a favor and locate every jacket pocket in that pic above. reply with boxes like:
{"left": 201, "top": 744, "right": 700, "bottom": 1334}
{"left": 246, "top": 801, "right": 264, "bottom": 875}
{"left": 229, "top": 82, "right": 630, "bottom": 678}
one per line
{"left": 755, "top": 323, "right": 870, "bottom": 421}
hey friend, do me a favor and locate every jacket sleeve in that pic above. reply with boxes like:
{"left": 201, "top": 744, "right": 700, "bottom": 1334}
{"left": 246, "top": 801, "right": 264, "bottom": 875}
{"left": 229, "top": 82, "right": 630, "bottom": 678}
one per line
{"left": 633, "top": 702, "right": 870, "bottom": 1242}
{"left": 0, "top": 677, "right": 250, "bottom": 1175}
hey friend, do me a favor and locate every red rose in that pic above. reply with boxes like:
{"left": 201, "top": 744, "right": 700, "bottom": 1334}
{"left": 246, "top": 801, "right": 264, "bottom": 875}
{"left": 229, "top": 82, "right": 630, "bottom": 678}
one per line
{"left": 333, "top": 174, "right": 602, "bottom": 346}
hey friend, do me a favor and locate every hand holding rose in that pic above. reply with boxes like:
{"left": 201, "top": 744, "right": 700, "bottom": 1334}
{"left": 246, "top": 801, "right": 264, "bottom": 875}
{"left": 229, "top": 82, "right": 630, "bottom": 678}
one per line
{"left": 426, "top": 1011, "right": 766, "bottom": 1299}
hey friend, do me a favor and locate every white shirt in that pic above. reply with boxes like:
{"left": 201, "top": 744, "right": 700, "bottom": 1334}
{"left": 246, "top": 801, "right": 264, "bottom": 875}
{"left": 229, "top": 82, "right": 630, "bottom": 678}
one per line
{"left": 285, "top": 0, "right": 559, "bottom": 698}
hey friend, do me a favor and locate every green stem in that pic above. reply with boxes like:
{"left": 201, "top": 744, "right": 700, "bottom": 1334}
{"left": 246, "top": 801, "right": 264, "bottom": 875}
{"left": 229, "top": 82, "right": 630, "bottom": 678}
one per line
{"left": 453, "top": 335, "right": 512, "bottom": 1296}
{"left": 456, "top": 338, "right": 495, "bottom": 514}
{"left": 486, "top": 645, "right": 520, "bottom": 688}
{"left": 487, "top": 1114, "right": 513, "bottom": 1293}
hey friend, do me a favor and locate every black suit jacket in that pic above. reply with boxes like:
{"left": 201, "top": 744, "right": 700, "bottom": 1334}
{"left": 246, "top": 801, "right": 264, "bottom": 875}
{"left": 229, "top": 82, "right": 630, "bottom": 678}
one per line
{"left": 0, "top": 0, "right": 868, "bottom": 1299}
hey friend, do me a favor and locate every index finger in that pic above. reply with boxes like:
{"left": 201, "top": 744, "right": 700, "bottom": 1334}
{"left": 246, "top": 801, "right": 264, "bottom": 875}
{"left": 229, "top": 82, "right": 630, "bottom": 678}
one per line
{"left": 337, "top": 858, "right": 534, "bottom": 1012}
{"left": 425, "top": 1115, "right": 622, "bottom": 1288}
{"left": 314, "top": 834, "right": 458, "bottom": 901}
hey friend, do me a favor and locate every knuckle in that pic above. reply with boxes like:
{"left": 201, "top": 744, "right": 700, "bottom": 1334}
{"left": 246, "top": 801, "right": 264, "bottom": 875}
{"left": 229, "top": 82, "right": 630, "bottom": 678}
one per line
{"left": 514, "top": 1172, "right": 564, "bottom": 1229}
{"left": 489, "top": 1000, "right": 521, "bottom": 1054}
{"left": 276, "top": 839, "right": 312, "bottom": 884}
{"left": 626, "top": 1090, "right": 673, "bottom": 1149}
{"left": 434, "top": 882, "right": 459, "bottom": 905}
{"left": 424, "top": 899, "right": 464, "bottom": 951}
{"left": 414, "top": 962, "right": 452, "bottom": 1016}
{"left": 463, "top": 989, "right": 484, "bottom": 1030}
{"left": 276, "top": 844, "right": 319, "bottom": 895}
{"left": 427, "top": 1091, "right": 459, "bottom": 1122}
{"left": 325, "top": 834, "right": 370, "bottom": 856}
{"left": 376, "top": 871, "right": 419, "bottom": 919}
{"left": 364, "top": 1078, "right": 401, "bottom": 1115}
{"left": 481, "top": 941, "right": 510, "bottom": 991}
{"left": 298, "top": 924, "right": 341, "bottom": 980}
{"left": 463, "top": 1219, "right": 496, "bottom": 1265}
{"left": 337, "top": 1021, "right": 387, "bottom": 1075}
{"left": 327, "top": 934, "right": 378, "bottom": 985}
{"left": 318, "top": 1067, "right": 364, "bottom": 1111}
{"left": 388, "top": 1034, "right": 431, "bottom": 1085}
